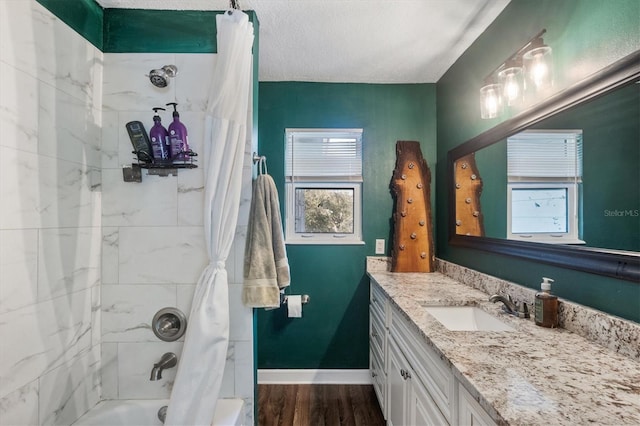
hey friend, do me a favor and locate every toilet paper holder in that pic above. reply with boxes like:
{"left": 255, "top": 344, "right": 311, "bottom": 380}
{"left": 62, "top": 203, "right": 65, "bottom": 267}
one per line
{"left": 282, "top": 294, "right": 310, "bottom": 305}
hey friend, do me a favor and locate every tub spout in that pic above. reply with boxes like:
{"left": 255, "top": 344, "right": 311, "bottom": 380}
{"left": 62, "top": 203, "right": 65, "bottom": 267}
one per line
{"left": 150, "top": 352, "right": 177, "bottom": 381}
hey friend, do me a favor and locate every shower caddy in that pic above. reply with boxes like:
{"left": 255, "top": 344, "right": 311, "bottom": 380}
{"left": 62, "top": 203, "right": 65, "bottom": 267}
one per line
{"left": 123, "top": 150, "right": 197, "bottom": 182}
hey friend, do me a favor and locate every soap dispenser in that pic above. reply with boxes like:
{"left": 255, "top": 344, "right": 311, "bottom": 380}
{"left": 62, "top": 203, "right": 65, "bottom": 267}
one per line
{"left": 149, "top": 107, "right": 170, "bottom": 162}
{"left": 166, "top": 102, "right": 189, "bottom": 162}
{"left": 535, "top": 277, "right": 558, "bottom": 328}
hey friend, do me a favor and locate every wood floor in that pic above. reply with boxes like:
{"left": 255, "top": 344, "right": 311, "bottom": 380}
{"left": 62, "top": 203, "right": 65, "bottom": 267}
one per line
{"left": 258, "top": 384, "right": 385, "bottom": 426}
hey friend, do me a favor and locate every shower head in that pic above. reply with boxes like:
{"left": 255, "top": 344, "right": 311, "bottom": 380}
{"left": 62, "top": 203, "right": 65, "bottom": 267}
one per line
{"left": 149, "top": 65, "right": 178, "bottom": 88}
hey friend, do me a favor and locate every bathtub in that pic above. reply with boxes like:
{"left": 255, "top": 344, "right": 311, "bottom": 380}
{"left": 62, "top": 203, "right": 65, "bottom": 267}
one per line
{"left": 72, "top": 399, "right": 244, "bottom": 426}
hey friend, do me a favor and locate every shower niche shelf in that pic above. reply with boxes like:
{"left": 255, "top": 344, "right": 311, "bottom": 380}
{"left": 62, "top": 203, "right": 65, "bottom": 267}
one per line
{"left": 123, "top": 150, "right": 198, "bottom": 182}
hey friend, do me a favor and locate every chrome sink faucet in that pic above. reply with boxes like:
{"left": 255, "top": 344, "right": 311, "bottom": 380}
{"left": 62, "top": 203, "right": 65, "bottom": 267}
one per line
{"left": 489, "top": 294, "right": 529, "bottom": 318}
{"left": 150, "top": 352, "right": 177, "bottom": 381}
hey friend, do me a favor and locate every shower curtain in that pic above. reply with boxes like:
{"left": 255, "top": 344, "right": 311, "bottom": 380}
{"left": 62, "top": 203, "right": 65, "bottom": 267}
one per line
{"left": 165, "top": 10, "right": 254, "bottom": 426}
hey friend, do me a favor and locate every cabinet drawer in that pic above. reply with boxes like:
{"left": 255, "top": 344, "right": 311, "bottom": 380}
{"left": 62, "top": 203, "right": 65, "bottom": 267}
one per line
{"left": 370, "top": 283, "right": 387, "bottom": 323}
{"left": 370, "top": 306, "right": 385, "bottom": 361}
{"left": 391, "top": 308, "right": 453, "bottom": 422}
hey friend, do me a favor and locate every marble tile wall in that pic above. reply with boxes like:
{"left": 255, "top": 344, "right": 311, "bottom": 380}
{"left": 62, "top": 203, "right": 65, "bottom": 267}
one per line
{"left": 0, "top": 1, "right": 103, "bottom": 425}
{"left": 101, "top": 52, "right": 255, "bottom": 425}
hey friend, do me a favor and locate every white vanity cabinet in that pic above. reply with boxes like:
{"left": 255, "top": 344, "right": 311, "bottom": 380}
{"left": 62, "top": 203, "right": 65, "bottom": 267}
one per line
{"left": 370, "top": 283, "right": 388, "bottom": 416}
{"left": 369, "top": 281, "right": 496, "bottom": 426}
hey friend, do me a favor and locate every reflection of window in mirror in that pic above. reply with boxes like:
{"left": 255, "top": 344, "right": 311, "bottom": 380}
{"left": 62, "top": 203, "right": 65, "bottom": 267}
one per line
{"left": 506, "top": 130, "right": 585, "bottom": 244}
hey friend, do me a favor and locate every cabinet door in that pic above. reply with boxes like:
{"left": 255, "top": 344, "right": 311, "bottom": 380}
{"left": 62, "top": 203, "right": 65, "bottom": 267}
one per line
{"left": 370, "top": 348, "right": 386, "bottom": 418}
{"left": 457, "top": 383, "right": 496, "bottom": 426}
{"left": 391, "top": 308, "right": 453, "bottom": 421}
{"left": 409, "top": 374, "right": 449, "bottom": 426}
{"left": 387, "top": 339, "right": 409, "bottom": 426}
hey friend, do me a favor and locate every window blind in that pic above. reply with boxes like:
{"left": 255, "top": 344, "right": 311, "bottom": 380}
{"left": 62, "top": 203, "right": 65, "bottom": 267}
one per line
{"left": 285, "top": 129, "right": 363, "bottom": 181}
{"left": 508, "top": 131, "right": 583, "bottom": 179}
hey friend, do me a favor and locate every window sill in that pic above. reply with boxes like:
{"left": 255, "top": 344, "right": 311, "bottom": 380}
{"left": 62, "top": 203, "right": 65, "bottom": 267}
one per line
{"left": 507, "top": 236, "right": 586, "bottom": 245}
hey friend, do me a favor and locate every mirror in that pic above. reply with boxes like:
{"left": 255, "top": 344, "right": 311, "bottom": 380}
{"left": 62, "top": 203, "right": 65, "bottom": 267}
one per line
{"left": 448, "top": 51, "right": 640, "bottom": 282}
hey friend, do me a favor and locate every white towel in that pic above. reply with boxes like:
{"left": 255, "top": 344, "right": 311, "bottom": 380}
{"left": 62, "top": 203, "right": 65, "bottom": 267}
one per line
{"left": 242, "top": 174, "right": 290, "bottom": 307}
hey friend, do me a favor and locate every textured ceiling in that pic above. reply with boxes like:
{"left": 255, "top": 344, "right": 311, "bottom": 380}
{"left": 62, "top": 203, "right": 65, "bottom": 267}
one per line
{"left": 94, "top": 0, "right": 510, "bottom": 83}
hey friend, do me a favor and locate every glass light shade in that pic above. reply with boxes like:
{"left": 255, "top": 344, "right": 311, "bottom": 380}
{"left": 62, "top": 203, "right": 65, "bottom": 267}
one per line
{"left": 523, "top": 45, "right": 553, "bottom": 90}
{"left": 498, "top": 66, "right": 524, "bottom": 106}
{"left": 480, "top": 83, "right": 503, "bottom": 119}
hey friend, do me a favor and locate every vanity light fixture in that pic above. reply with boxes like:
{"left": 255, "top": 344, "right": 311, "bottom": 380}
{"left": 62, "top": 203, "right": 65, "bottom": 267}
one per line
{"left": 498, "top": 59, "right": 525, "bottom": 107}
{"left": 523, "top": 36, "right": 553, "bottom": 90}
{"left": 480, "top": 29, "right": 553, "bottom": 119}
{"left": 480, "top": 82, "right": 503, "bottom": 119}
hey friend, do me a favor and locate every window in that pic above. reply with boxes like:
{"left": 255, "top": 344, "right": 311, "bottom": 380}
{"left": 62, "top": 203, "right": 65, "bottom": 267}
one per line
{"left": 285, "top": 129, "right": 363, "bottom": 244}
{"left": 507, "top": 130, "right": 584, "bottom": 244}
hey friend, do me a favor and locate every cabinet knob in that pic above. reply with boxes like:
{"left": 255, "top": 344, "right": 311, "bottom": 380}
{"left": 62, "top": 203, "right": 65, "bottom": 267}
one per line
{"left": 371, "top": 331, "right": 378, "bottom": 338}
{"left": 400, "top": 368, "right": 411, "bottom": 380}
{"left": 371, "top": 371, "right": 377, "bottom": 378}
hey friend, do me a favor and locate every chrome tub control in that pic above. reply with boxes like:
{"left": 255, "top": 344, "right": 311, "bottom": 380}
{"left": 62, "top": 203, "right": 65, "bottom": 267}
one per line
{"left": 152, "top": 307, "right": 187, "bottom": 341}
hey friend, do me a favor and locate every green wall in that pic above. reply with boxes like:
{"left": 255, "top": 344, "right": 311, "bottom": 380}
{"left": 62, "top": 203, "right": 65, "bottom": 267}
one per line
{"left": 36, "top": 0, "right": 104, "bottom": 49}
{"left": 436, "top": 0, "right": 640, "bottom": 321}
{"left": 35, "top": 0, "right": 258, "bottom": 54}
{"left": 103, "top": 9, "right": 223, "bottom": 53}
{"left": 474, "top": 140, "right": 507, "bottom": 238}
{"left": 258, "top": 82, "right": 436, "bottom": 368}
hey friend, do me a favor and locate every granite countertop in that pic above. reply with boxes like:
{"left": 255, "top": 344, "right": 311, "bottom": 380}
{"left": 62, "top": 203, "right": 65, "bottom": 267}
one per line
{"left": 369, "top": 271, "right": 640, "bottom": 425}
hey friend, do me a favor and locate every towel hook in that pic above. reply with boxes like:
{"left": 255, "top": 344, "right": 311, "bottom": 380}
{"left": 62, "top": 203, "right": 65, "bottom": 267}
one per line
{"left": 252, "top": 152, "right": 264, "bottom": 164}
{"left": 253, "top": 152, "right": 268, "bottom": 175}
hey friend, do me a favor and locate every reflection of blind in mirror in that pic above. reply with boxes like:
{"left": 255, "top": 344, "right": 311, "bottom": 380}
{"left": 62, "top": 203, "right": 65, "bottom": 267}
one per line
{"left": 511, "top": 188, "right": 568, "bottom": 233}
{"left": 294, "top": 188, "right": 355, "bottom": 234}
{"left": 507, "top": 130, "right": 582, "bottom": 179}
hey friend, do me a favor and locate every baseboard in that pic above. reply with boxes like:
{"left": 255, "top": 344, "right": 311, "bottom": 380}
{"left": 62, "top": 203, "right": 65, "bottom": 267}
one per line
{"left": 257, "top": 369, "right": 372, "bottom": 385}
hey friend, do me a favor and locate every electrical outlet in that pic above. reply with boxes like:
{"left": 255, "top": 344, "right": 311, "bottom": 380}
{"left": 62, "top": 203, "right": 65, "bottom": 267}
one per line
{"left": 375, "top": 239, "right": 385, "bottom": 254}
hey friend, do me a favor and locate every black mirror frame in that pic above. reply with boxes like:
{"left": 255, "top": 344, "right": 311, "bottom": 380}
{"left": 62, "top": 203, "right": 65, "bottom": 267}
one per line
{"left": 448, "top": 50, "right": 640, "bottom": 283}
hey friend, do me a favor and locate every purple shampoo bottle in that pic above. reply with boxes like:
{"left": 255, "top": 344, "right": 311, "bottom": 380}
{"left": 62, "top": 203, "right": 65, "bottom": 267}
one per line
{"left": 149, "top": 107, "right": 170, "bottom": 163}
{"left": 166, "top": 102, "right": 189, "bottom": 162}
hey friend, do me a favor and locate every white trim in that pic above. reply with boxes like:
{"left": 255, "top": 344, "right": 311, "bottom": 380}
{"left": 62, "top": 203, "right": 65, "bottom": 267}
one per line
{"left": 286, "top": 240, "right": 366, "bottom": 246}
{"left": 285, "top": 128, "right": 364, "bottom": 133}
{"left": 257, "top": 369, "right": 372, "bottom": 385}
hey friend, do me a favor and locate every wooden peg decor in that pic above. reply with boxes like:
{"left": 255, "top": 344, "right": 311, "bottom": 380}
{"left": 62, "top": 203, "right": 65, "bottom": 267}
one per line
{"left": 390, "top": 141, "right": 434, "bottom": 272}
{"left": 454, "top": 153, "right": 485, "bottom": 237}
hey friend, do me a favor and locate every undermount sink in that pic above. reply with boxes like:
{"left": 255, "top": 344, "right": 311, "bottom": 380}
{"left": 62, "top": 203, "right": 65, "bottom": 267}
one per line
{"left": 424, "top": 306, "right": 515, "bottom": 332}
